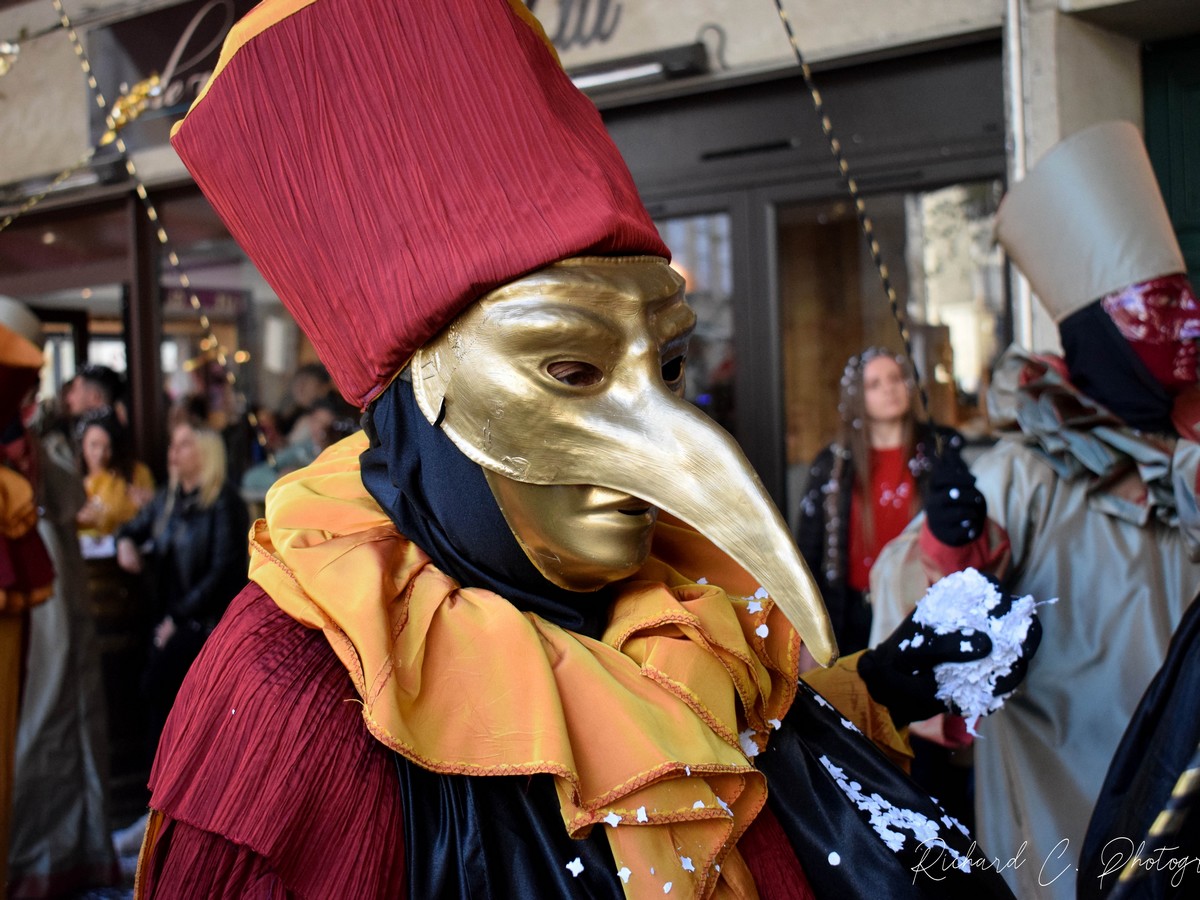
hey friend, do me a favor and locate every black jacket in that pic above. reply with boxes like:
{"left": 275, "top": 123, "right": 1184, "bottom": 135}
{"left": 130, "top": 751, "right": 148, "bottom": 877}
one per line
{"left": 118, "top": 480, "right": 249, "bottom": 628}
{"left": 794, "top": 423, "right": 952, "bottom": 653}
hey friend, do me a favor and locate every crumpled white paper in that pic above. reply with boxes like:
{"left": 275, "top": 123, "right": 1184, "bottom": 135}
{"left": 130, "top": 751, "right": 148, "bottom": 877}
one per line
{"left": 912, "top": 567, "right": 1043, "bottom": 735}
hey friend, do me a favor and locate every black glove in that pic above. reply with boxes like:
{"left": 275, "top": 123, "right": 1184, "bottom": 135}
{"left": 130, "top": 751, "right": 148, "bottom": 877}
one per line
{"left": 923, "top": 439, "right": 987, "bottom": 546}
{"left": 859, "top": 610, "right": 990, "bottom": 726}
{"left": 859, "top": 594, "right": 1043, "bottom": 727}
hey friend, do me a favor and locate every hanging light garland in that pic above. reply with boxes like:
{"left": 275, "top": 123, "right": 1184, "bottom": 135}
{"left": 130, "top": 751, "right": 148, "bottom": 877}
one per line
{"left": 771, "top": 0, "right": 938, "bottom": 437}
{"left": 4, "top": 0, "right": 276, "bottom": 465}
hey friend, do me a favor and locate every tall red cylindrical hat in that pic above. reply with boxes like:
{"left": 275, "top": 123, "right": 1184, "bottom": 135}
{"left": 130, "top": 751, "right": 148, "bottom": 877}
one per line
{"left": 171, "top": 0, "right": 669, "bottom": 408}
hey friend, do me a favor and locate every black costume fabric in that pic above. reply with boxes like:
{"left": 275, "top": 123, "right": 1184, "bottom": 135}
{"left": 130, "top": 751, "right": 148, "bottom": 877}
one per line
{"left": 357, "top": 381, "right": 1018, "bottom": 898}
{"left": 394, "top": 669, "right": 1017, "bottom": 899}
{"left": 1059, "top": 301, "right": 1176, "bottom": 435}
{"left": 360, "top": 378, "right": 611, "bottom": 639}
{"left": 1078, "top": 595, "right": 1200, "bottom": 899}
{"left": 794, "top": 424, "right": 952, "bottom": 653}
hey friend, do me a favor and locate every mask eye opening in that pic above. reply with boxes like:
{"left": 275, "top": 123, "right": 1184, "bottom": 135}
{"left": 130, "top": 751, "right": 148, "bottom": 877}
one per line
{"left": 661, "top": 354, "right": 686, "bottom": 388}
{"left": 547, "top": 360, "right": 604, "bottom": 388}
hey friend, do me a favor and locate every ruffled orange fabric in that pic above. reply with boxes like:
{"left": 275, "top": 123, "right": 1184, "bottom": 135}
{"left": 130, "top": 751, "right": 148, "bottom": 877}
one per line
{"left": 250, "top": 432, "right": 802, "bottom": 898}
{"left": 0, "top": 468, "right": 52, "bottom": 613}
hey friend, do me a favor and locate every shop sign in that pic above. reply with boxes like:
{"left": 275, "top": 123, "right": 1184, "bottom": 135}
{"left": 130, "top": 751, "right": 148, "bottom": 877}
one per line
{"left": 85, "top": 0, "right": 625, "bottom": 155}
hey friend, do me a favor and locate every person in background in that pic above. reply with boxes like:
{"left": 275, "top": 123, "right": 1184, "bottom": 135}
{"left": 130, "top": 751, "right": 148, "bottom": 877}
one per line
{"left": 871, "top": 121, "right": 1200, "bottom": 899}
{"left": 794, "top": 347, "right": 977, "bottom": 822}
{"left": 116, "top": 422, "right": 249, "bottom": 753}
{"left": 76, "top": 410, "right": 155, "bottom": 539}
{"left": 65, "top": 364, "right": 126, "bottom": 425}
{"left": 2, "top": 299, "right": 118, "bottom": 897}
{"left": 0, "top": 299, "right": 57, "bottom": 897}
{"left": 795, "top": 348, "right": 962, "bottom": 655}
{"left": 276, "top": 362, "right": 334, "bottom": 446}
{"left": 240, "top": 393, "right": 361, "bottom": 498}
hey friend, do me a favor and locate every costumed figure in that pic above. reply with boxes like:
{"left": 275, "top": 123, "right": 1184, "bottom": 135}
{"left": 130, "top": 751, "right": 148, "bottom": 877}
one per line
{"left": 134, "top": 1, "right": 1037, "bottom": 897}
{"left": 0, "top": 299, "right": 56, "bottom": 897}
{"left": 870, "top": 121, "right": 1200, "bottom": 900}
{"left": 1, "top": 298, "right": 118, "bottom": 897}
{"left": 1077, "top": 591, "right": 1200, "bottom": 899}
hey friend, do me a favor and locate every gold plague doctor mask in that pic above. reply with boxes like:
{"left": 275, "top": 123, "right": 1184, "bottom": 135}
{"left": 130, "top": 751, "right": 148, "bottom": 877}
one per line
{"left": 411, "top": 256, "right": 838, "bottom": 666}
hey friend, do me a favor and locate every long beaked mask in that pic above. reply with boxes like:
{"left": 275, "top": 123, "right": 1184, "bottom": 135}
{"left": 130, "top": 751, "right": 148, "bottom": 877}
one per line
{"left": 410, "top": 256, "right": 837, "bottom": 666}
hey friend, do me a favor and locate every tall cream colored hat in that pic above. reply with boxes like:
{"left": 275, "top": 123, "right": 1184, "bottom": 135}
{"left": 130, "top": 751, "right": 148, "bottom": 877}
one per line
{"left": 995, "top": 120, "right": 1185, "bottom": 322}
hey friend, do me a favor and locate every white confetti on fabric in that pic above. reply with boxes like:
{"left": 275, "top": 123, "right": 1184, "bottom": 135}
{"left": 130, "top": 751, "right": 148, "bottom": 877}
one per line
{"left": 604, "top": 812, "right": 622, "bottom": 827}
{"left": 769, "top": 718, "right": 782, "bottom": 730}
{"left": 230, "top": 708, "right": 236, "bottom": 715}
{"left": 755, "top": 624, "right": 769, "bottom": 638}
{"left": 681, "top": 856, "right": 695, "bottom": 872}
{"left": 738, "top": 729, "right": 760, "bottom": 757}
{"left": 912, "top": 567, "right": 1045, "bottom": 735}
{"left": 716, "top": 797, "right": 732, "bottom": 816}
{"left": 663, "top": 882, "right": 673, "bottom": 894}
{"left": 812, "top": 693, "right": 834, "bottom": 711}
{"left": 685, "top": 765, "right": 691, "bottom": 776}
{"left": 818, "top": 754, "right": 971, "bottom": 872}
{"left": 828, "top": 852, "right": 841, "bottom": 866}
{"left": 693, "top": 801, "right": 706, "bottom": 809}
{"left": 696, "top": 577, "right": 708, "bottom": 585}
{"left": 753, "top": 587, "right": 768, "bottom": 599}
{"left": 617, "top": 866, "right": 632, "bottom": 884}
{"left": 909, "top": 633, "right": 925, "bottom": 648}
{"left": 840, "top": 717, "right": 860, "bottom": 733}
{"left": 637, "top": 806, "right": 649, "bottom": 823}
{"left": 747, "top": 600, "right": 763, "bottom": 614}
{"left": 566, "top": 857, "right": 584, "bottom": 877}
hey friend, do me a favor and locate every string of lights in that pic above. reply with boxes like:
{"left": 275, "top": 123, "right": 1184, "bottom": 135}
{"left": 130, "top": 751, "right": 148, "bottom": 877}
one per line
{"left": 771, "top": 0, "right": 938, "bottom": 437}
{"left": 3, "top": 0, "right": 276, "bottom": 465}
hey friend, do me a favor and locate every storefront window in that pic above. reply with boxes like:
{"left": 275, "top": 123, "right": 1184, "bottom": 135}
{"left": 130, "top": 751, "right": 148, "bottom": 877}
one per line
{"left": 779, "top": 180, "right": 1006, "bottom": 521}
{"left": 655, "top": 212, "right": 736, "bottom": 437}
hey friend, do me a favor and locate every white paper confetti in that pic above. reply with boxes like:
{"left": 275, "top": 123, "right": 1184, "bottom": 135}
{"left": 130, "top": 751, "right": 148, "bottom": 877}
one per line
{"left": 738, "top": 729, "right": 760, "bottom": 757}
{"left": 828, "top": 852, "right": 841, "bottom": 866}
{"left": 230, "top": 708, "right": 236, "bottom": 715}
{"left": 818, "top": 754, "right": 972, "bottom": 872}
{"left": 696, "top": 577, "right": 708, "bottom": 585}
{"left": 637, "top": 806, "right": 649, "bottom": 823}
{"left": 663, "top": 882, "right": 673, "bottom": 894}
{"left": 617, "top": 866, "right": 632, "bottom": 884}
{"left": 604, "top": 812, "right": 622, "bottom": 827}
{"left": 912, "top": 567, "right": 1045, "bottom": 734}
{"left": 769, "top": 718, "right": 782, "bottom": 730}
{"left": 566, "top": 857, "right": 584, "bottom": 877}
{"left": 685, "top": 765, "right": 691, "bottom": 776}
{"left": 747, "top": 600, "right": 763, "bottom": 614}
{"left": 755, "top": 623, "right": 769, "bottom": 638}
{"left": 693, "top": 801, "right": 706, "bottom": 809}
{"left": 716, "top": 797, "right": 732, "bottom": 815}
{"left": 681, "top": 856, "right": 695, "bottom": 872}
{"left": 840, "top": 717, "right": 861, "bottom": 733}
{"left": 753, "top": 587, "right": 768, "bottom": 599}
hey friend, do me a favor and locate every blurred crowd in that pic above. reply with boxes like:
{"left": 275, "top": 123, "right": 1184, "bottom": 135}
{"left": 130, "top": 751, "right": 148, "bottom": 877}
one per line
{"left": 0, "top": 308, "right": 360, "bottom": 898}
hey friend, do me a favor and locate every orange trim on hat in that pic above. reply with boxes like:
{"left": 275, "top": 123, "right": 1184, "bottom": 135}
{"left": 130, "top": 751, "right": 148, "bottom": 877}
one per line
{"left": 173, "top": 0, "right": 320, "bottom": 132}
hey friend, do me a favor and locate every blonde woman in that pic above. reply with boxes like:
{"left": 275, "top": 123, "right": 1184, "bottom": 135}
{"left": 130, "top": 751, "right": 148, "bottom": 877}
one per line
{"left": 117, "top": 422, "right": 248, "bottom": 748}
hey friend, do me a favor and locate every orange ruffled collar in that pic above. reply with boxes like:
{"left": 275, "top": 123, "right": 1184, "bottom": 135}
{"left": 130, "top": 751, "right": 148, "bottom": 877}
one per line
{"left": 248, "top": 433, "right": 800, "bottom": 898}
